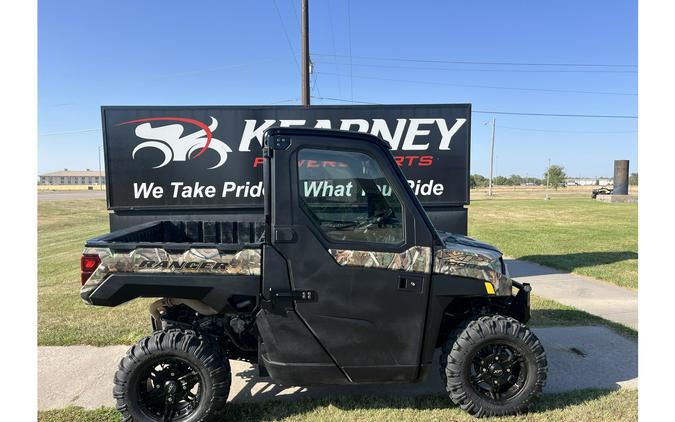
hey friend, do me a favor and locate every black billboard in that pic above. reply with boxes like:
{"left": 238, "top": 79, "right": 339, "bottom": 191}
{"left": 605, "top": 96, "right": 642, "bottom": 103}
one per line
{"left": 101, "top": 104, "right": 470, "bottom": 210}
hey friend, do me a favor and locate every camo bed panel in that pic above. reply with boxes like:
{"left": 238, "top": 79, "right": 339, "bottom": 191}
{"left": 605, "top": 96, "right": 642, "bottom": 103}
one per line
{"left": 80, "top": 247, "right": 261, "bottom": 301}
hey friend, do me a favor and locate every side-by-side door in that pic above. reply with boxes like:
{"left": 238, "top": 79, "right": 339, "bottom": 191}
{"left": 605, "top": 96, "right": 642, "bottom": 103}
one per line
{"left": 266, "top": 129, "right": 436, "bottom": 383}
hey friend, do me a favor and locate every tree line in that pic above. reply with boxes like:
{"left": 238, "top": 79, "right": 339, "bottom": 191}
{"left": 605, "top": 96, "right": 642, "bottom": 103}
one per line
{"left": 470, "top": 165, "right": 638, "bottom": 189}
{"left": 470, "top": 174, "right": 544, "bottom": 188}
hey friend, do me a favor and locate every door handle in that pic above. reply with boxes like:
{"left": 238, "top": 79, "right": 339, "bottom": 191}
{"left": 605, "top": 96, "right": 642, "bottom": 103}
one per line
{"left": 269, "top": 289, "right": 318, "bottom": 304}
{"left": 274, "top": 227, "right": 297, "bottom": 243}
{"left": 398, "top": 275, "right": 423, "bottom": 292}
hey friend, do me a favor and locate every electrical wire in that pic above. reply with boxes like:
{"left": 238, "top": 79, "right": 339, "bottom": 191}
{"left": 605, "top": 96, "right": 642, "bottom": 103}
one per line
{"left": 40, "top": 99, "right": 304, "bottom": 135}
{"left": 346, "top": 0, "right": 354, "bottom": 100}
{"left": 312, "top": 53, "right": 637, "bottom": 68}
{"left": 272, "top": 0, "right": 300, "bottom": 71}
{"left": 316, "top": 71, "right": 636, "bottom": 96}
{"left": 289, "top": 0, "right": 301, "bottom": 26}
{"left": 311, "top": 95, "right": 376, "bottom": 104}
{"left": 314, "top": 60, "right": 637, "bottom": 74}
{"left": 39, "top": 128, "right": 99, "bottom": 137}
{"left": 498, "top": 125, "right": 637, "bottom": 134}
{"left": 473, "top": 110, "right": 637, "bottom": 119}
{"left": 270, "top": 98, "right": 300, "bottom": 104}
{"left": 309, "top": 96, "right": 638, "bottom": 119}
{"left": 325, "top": 0, "right": 343, "bottom": 98}
{"left": 311, "top": 70, "right": 322, "bottom": 98}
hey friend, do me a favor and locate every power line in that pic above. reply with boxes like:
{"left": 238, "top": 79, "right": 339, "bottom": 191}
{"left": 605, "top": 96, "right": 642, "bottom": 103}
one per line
{"left": 42, "top": 99, "right": 301, "bottom": 135}
{"left": 289, "top": 0, "right": 301, "bottom": 26}
{"left": 325, "top": 0, "right": 342, "bottom": 98}
{"left": 346, "top": 0, "right": 354, "bottom": 101}
{"left": 150, "top": 60, "right": 277, "bottom": 80}
{"left": 272, "top": 0, "right": 300, "bottom": 71}
{"left": 43, "top": 101, "right": 638, "bottom": 138}
{"left": 310, "top": 96, "right": 638, "bottom": 119}
{"left": 316, "top": 71, "right": 636, "bottom": 96}
{"left": 314, "top": 60, "right": 637, "bottom": 74}
{"left": 498, "top": 125, "right": 637, "bottom": 134}
{"left": 472, "top": 110, "right": 638, "bottom": 119}
{"left": 271, "top": 98, "right": 300, "bottom": 104}
{"left": 311, "top": 70, "right": 322, "bottom": 98}
{"left": 311, "top": 95, "right": 376, "bottom": 104}
{"left": 312, "top": 53, "right": 637, "bottom": 68}
{"left": 44, "top": 103, "right": 75, "bottom": 108}
{"left": 39, "top": 128, "right": 99, "bottom": 137}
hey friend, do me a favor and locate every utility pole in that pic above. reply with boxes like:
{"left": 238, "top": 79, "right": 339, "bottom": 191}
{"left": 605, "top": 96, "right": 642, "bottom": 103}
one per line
{"left": 98, "top": 145, "right": 103, "bottom": 191}
{"left": 488, "top": 117, "right": 496, "bottom": 197}
{"left": 545, "top": 158, "right": 551, "bottom": 200}
{"left": 301, "top": 0, "right": 310, "bottom": 106}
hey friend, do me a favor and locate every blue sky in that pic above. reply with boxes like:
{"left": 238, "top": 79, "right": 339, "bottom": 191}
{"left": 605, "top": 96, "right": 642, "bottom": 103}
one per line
{"left": 38, "top": 0, "right": 637, "bottom": 178}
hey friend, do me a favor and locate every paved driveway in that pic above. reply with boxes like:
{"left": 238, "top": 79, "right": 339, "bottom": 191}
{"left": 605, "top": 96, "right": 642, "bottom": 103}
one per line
{"left": 507, "top": 259, "right": 638, "bottom": 329}
{"left": 38, "top": 325, "right": 637, "bottom": 410}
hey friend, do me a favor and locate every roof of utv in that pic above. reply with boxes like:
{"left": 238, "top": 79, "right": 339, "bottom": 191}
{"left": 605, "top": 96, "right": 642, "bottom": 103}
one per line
{"left": 263, "top": 127, "right": 393, "bottom": 149}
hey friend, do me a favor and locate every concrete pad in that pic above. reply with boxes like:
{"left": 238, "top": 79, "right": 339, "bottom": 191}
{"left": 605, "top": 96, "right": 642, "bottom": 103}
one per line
{"left": 37, "top": 326, "right": 637, "bottom": 410}
{"left": 506, "top": 259, "right": 638, "bottom": 329}
{"left": 38, "top": 345, "right": 128, "bottom": 410}
{"left": 535, "top": 326, "right": 637, "bottom": 391}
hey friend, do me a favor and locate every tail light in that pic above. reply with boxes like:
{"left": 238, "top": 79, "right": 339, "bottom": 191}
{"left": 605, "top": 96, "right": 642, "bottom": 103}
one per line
{"left": 80, "top": 254, "right": 101, "bottom": 285}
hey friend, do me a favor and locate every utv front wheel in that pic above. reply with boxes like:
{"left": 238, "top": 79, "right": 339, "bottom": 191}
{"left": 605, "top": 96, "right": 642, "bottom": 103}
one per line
{"left": 113, "top": 329, "right": 231, "bottom": 421}
{"left": 440, "top": 315, "right": 547, "bottom": 417}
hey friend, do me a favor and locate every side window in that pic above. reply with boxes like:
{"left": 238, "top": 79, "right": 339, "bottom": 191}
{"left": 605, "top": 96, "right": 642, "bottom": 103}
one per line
{"left": 297, "top": 148, "right": 404, "bottom": 245}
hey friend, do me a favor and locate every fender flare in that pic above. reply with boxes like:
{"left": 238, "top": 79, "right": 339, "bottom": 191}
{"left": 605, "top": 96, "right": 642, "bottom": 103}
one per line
{"left": 86, "top": 273, "right": 260, "bottom": 313}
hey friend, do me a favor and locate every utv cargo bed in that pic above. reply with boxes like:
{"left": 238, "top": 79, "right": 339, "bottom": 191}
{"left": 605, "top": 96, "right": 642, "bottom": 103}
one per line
{"left": 80, "top": 220, "right": 262, "bottom": 311}
{"left": 85, "top": 220, "right": 265, "bottom": 249}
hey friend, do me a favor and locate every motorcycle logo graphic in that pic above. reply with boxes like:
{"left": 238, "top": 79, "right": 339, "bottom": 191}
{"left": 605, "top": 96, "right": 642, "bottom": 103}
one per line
{"left": 118, "top": 116, "right": 231, "bottom": 169}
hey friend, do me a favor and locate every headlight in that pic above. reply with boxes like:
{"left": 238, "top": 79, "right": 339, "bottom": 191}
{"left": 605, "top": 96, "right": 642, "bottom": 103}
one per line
{"left": 489, "top": 257, "right": 504, "bottom": 275}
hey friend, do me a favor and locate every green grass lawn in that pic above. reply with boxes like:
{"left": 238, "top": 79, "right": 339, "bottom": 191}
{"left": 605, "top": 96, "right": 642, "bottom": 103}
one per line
{"left": 469, "top": 198, "right": 637, "bottom": 289}
{"left": 38, "top": 199, "right": 150, "bottom": 346}
{"left": 530, "top": 295, "right": 636, "bottom": 340}
{"left": 38, "top": 389, "right": 637, "bottom": 422}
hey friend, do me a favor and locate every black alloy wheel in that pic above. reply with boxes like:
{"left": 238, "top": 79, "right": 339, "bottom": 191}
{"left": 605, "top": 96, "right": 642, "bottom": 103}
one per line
{"left": 469, "top": 342, "right": 527, "bottom": 402}
{"left": 440, "top": 315, "right": 547, "bottom": 417}
{"left": 114, "top": 329, "right": 231, "bottom": 422}
{"left": 136, "top": 357, "right": 203, "bottom": 421}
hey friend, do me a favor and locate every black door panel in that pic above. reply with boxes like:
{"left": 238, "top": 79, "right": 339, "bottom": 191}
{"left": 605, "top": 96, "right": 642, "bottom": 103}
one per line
{"left": 277, "top": 226, "right": 429, "bottom": 368}
{"left": 266, "top": 130, "right": 435, "bottom": 383}
{"left": 258, "top": 245, "right": 347, "bottom": 384}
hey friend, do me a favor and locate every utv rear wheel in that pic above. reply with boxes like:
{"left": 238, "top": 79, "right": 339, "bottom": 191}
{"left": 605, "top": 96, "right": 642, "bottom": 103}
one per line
{"left": 113, "top": 329, "right": 231, "bottom": 421}
{"left": 440, "top": 315, "right": 547, "bottom": 417}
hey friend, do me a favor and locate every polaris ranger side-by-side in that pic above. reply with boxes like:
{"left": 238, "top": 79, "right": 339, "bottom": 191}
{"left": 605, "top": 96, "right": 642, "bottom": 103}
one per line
{"left": 80, "top": 127, "right": 547, "bottom": 420}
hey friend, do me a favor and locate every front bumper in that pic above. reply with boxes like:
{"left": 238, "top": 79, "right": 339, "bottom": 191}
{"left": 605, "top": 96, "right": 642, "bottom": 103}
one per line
{"left": 507, "top": 280, "right": 532, "bottom": 323}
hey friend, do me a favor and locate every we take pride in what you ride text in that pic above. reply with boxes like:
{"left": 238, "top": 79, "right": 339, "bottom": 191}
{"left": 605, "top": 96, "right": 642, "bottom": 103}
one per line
{"left": 132, "top": 179, "right": 445, "bottom": 200}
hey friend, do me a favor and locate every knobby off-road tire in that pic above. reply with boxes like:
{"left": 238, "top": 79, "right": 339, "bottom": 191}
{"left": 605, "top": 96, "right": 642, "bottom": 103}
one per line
{"left": 113, "top": 329, "right": 231, "bottom": 422}
{"left": 439, "top": 315, "right": 547, "bottom": 417}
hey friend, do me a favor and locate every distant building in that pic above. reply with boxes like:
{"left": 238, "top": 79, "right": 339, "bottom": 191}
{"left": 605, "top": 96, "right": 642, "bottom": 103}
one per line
{"left": 38, "top": 169, "right": 105, "bottom": 185}
{"left": 565, "top": 177, "right": 613, "bottom": 187}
